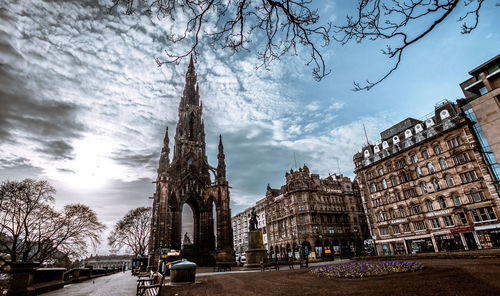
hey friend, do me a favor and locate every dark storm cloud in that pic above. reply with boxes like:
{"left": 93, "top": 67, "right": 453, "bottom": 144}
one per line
{"left": 110, "top": 148, "right": 158, "bottom": 169}
{"left": 0, "top": 6, "right": 86, "bottom": 163}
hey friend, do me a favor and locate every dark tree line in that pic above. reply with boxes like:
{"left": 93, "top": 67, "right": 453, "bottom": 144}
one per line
{"left": 109, "top": 0, "right": 496, "bottom": 89}
{"left": 0, "top": 179, "right": 105, "bottom": 271}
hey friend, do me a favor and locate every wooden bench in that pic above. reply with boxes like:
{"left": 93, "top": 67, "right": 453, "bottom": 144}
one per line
{"left": 213, "top": 262, "right": 232, "bottom": 272}
{"left": 136, "top": 272, "right": 164, "bottom": 296}
{"left": 260, "top": 258, "right": 279, "bottom": 272}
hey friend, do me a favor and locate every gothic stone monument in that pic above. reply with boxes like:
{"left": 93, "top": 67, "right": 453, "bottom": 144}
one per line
{"left": 149, "top": 57, "right": 234, "bottom": 266}
{"left": 244, "top": 209, "right": 267, "bottom": 268}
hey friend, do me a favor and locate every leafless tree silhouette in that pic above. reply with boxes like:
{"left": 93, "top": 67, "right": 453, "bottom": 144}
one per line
{"left": 334, "top": 0, "right": 495, "bottom": 91}
{"left": 109, "top": 0, "right": 331, "bottom": 81}
{"left": 0, "top": 179, "right": 105, "bottom": 270}
{"left": 108, "top": 207, "right": 151, "bottom": 257}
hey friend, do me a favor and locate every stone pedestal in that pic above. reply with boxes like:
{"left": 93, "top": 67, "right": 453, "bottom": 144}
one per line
{"left": 245, "top": 230, "right": 267, "bottom": 268}
{"left": 8, "top": 262, "right": 40, "bottom": 296}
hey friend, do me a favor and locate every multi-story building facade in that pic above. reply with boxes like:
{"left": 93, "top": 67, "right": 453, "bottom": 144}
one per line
{"left": 458, "top": 53, "right": 500, "bottom": 191}
{"left": 231, "top": 198, "right": 267, "bottom": 259}
{"left": 354, "top": 101, "right": 500, "bottom": 255}
{"left": 265, "top": 166, "right": 369, "bottom": 260}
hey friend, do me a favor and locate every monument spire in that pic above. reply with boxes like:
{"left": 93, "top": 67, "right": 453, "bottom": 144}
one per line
{"left": 217, "top": 134, "right": 226, "bottom": 179}
{"left": 158, "top": 126, "right": 170, "bottom": 175}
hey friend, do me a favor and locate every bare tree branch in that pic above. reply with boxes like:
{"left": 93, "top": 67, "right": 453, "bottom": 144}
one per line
{"left": 109, "top": 0, "right": 331, "bottom": 81}
{"left": 334, "top": 0, "right": 491, "bottom": 91}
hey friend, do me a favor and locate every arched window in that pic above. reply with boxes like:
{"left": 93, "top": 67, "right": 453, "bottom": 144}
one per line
{"left": 426, "top": 199, "right": 434, "bottom": 211}
{"left": 440, "top": 109, "right": 450, "bottom": 120}
{"left": 386, "top": 194, "right": 391, "bottom": 204}
{"left": 420, "top": 181, "right": 428, "bottom": 194}
{"left": 439, "top": 158, "right": 447, "bottom": 170}
{"left": 364, "top": 150, "right": 370, "bottom": 158}
{"left": 409, "top": 203, "right": 420, "bottom": 215}
{"left": 445, "top": 174, "right": 454, "bottom": 187}
{"left": 469, "top": 188, "right": 482, "bottom": 203}
{"left": 427, "top": 162, "right": 435, "bottom": 174}
{"left": 433, "top": 145, "right": 441, "bottom": 155}
{"left": 438, "top": 196, "right": 447, "bottom": 209}
{"left": 378, "top": 211, "right": 385, "bottom": 222}
{"left": 390, "top": 175, "right": 397, "bottom": 186}
{"left": 416, "top": 167, "right": 423, "bottom": 177}
{"left": 411, "top": 154, "right": 418, "bottom": 163}
{"left": 370, "top": 183, "right": 377, "bottom": 193}
{"left": 399, "top": 206, "right": 406, "bottom": 217}
{"left": 422, "top": 150, "right": 429, "bottom": 159}
{"left": 382, "top": 179, "right": 387, "bottom": 189}
{"left": 432, "top": 178, "right": 441, "bottom": 191}
{"left": 452, "top": 193, "right": 461, "bottom": 206}
{"left": 415, "top": 124, "right": 423, "bottom": 133}
{"left": 394, "top": 190, "right": 401, "bottom": 201}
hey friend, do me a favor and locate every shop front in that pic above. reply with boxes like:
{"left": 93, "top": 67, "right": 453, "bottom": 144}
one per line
{"left": 475, "top": 223, "right": 500, "bottom": 248}
{"left": 434, "top": 233, "right": 464, "bottom": 251}
{"left": 390, "top": 241, "right": 407, "bottom": 254}
{"left": 406, "top": 237, "right": 435, "bottom": 254}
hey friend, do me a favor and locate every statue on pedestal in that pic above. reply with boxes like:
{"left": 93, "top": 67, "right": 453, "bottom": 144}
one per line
{"left": 249, "top": 209, "right": 258, "bottom": 231}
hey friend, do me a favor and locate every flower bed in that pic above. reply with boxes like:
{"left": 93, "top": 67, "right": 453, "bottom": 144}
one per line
{"left": 311, "top": 261, "right": 424, "bottom": 278}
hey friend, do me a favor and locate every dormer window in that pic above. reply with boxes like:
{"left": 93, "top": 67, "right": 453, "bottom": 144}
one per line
{"left": 393, "top": 136, "right": 400, "bottom": 144}
{"left": 364, "top": 150, "right": 370, "bottom": 158}
{"left": 415, "top": 124, "right": 423, "bottom": 133}
{"left": 425, "top": 118, "right": 435, "bottom": 128}
{"left": 440, "top": 109, "right": 450, "bottom": 120}
{"left": 374, "top": 145, "right": 380, "bottom": 153}
{"left": 382, "top": 141, "right": 389, "bottom": 149}
{"left": 404, "top": 129, "right": 413, "bottom": 138}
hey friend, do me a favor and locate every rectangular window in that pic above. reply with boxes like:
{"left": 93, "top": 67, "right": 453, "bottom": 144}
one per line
{"left": 402, "top": 223, "right": 411, "bottom": 233}
{"left": 447, "top": 136, "right": 463, "bottom": 149}
{"left": 379, "top": 227, "right": 389, "bottom": 236}
{"left": 443, "top": 215, "right": 455, "bottom": 227}
{"left": 403, "top": 188, "right": 417, "bottom": 199}
{"left": 413, "top": 220, "right": 426, "bottom": 231}
{"left": 392, "top": 225, "right": 400, "bottom": 234}
{"left": 471, "top": 207, "right": 497, "bottom": 222}
{"left": 329, "top": 226, "right": 335, "bottom": 234}
{"left": 453, "top": 152, "right": 470, "bottom": 165}
{"left": 298, "top": 205, "right": 305, "bottom": 211}
{"left": 458, "top": 213, "right": 467, "bottom": 225}
{"left": 430, "top": 218, "right": 440, "bottom": 229}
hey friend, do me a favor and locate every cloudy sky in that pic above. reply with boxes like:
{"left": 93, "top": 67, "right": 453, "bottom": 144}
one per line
{"left": 1, "top": 1, "right": 499, "bottom": 255}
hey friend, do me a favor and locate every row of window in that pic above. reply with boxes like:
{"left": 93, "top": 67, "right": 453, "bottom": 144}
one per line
{"left": 370, "top": 156, "right": 473, "bottom": 193}
{"left": 366, "top": 136, "right": 465, "bottom": 181}
{"left": 379, "top": 207, "right": 497, "bottom": 236}
{"left": 375, "top": 189, "right": 486, "bottom": 221}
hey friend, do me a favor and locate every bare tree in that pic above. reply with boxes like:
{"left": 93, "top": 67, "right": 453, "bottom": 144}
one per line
{"left": 0, "top": 179, "right": 105, "bottom": 270}
{"left": 109, "top": 0, "right": 331, "bottom": 81}
{"left": 334, "top": 0, "right": 496, "bottom": 91}
{"left": 108, "top": 207, "right": 151, "bottom": 257}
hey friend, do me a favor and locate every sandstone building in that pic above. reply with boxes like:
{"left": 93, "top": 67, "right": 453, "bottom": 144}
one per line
{"left": 149, "top": 58, "right": 234, "bottom": 266}
{"left": 354, "top": 101, "right": 500, "bottom": 255}
{"left": 265, "top": 166, "right": 369, "bottom": 259}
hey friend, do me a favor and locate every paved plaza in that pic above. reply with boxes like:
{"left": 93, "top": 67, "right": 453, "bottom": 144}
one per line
{"left": 44, "top": 271, "right": 136, "bottom": 296}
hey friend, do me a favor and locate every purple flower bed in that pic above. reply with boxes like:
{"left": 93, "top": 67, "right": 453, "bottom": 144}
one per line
{"left": 311, "top": 261, "right": 424, "bottom": 278}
